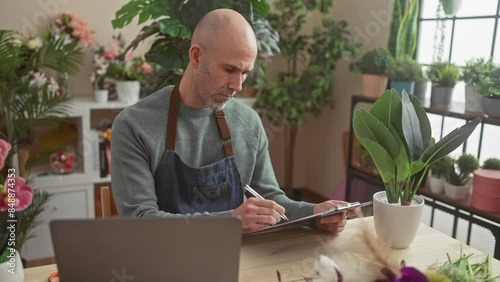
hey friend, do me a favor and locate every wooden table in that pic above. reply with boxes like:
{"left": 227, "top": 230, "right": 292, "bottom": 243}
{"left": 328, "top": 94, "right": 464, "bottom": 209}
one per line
{"left": 25, "top": 217, "right": 500, "bottom": 281}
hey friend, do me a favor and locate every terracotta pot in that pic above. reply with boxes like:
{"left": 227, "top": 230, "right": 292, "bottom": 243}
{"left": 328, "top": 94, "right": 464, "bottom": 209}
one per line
{"left": 362, "top": 74, "right": 388, "bottom": 98}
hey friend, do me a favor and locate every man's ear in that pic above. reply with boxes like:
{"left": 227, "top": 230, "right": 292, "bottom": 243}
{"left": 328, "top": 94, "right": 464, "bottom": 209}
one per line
{"left": 189, "top": 44, "right": 203, "bottom": 69}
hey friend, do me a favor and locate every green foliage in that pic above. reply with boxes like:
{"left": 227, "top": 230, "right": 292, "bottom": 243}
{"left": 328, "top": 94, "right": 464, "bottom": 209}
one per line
{"left": 427, "top": 62, "right": 460, "bottom": 87}
{"left": 430, "top": 155, "right": 453, "bottom": 178}
{"left": 387, "top": 58, "right": 422, "bottom": 81}
{"left": 447, "top": 154, "right": 479, "bottom": 186}
{"left": 476, "top": 64, "right": 500, "bottom": 97}
{"left": 0, "top": 29, "right": 75, "bottom": 160}
{"left": 388, "top": 0, "right": 419, "bottom": 59}
{"left": 482, "top": 158, "right": 500, "bottom": 170}
{"left": 353, "top": 89, "right": 480, "bottom": 204}
{"left": 353, "top": 48, "right": 393, "bottom": 75}
{"left": 462, "top": 58, "right": 494, "bottom": 87}
{"left": 111, "top": 0, "right": 279, "bottom": 91}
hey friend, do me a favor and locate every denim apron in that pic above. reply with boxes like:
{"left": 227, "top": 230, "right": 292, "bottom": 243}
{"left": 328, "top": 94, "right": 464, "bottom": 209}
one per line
{"left": 153, "top": 84, "right": 244, "bottom": 214}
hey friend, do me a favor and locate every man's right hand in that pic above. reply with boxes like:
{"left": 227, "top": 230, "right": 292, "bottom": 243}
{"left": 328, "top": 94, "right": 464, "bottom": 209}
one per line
{"left": 232, "top": 197, "right": 286, "bottom": 233}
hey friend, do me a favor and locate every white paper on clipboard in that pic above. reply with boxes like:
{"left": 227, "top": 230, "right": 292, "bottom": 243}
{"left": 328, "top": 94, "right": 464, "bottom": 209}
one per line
{"left": 244, "top": 201, "right": 373, "bottom": 235}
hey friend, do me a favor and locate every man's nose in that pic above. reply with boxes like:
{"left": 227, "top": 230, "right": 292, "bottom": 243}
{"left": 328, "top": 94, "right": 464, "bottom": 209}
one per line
{"left": 228, "top": 74, "right": 244, "bottom": 93}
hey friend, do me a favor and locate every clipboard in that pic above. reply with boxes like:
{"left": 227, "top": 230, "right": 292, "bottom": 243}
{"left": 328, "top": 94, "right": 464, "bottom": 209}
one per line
{"left": 244, "top": 201, "right": 372, "bottom": 235}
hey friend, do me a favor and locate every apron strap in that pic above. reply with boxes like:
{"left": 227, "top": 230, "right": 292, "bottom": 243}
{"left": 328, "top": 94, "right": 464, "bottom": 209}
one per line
{"left": 215, "top": 111, "right": 233, "bottom": 157}
{"left": 166, "top": 84, "right": 181, "bottom": 151}
{"left": 165, "top": 84, "right": 234, "bottom": 157}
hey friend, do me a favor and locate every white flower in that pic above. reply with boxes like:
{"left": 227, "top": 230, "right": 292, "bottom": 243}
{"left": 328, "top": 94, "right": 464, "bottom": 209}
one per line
{"left": 47, "top": 77, "right": 60, "bottom": 95}
{"left": 314, "top": 255, "right": 342, "bottom": 281}
{"left": 26, "top": 37, "right": 43, "bottom": 50}
{"left": 28, "top": 71, "right": 47, "bottom": 88}
{"left": 89, "top": 72, "right": 96, "bottom": 83}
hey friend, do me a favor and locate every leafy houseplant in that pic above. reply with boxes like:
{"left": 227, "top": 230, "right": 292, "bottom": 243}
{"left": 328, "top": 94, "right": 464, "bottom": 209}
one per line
{"left": 427, "top": 62, "right": 460, "bottom": 108}
{"left": 446, "top": 154, "right": 479, "bottom": 186}
{"left": 353, "top": 48, "right": 393, "bottom": 98}
{"left": 428, "top": 155, "right": 453, "bottom": 194}
{"left": 387, "top": 58, "right": 421, "bottom": 95}
{"left": 462, "top": 58, "right": 494, "bottom": 113}
{"left": 476, "top": 64, "right": 500, "bottom": 118}
{"left": 482, "top": 158, "right": 500, "bottom": 170}
{"left": 111, "top": 0, "right": 280, "bottom": 94}
{"left": 254, "top": 0, "right": 361, "bottom": 195}
{"left": 353, "top": 89, "right": 480, "bottom": 205}
{"left": 387, "top": 0, "right": 420, "bottom": 59}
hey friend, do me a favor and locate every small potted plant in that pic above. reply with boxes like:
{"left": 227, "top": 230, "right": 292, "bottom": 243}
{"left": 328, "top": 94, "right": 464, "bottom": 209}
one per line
{"left": 353, "top": 89, "right": 480, "bottom": 248}
{"left": 462, "top": 58, "right": 494, "bottom": 113}
{"left": 429, "top": 156, "right": 453, "bottom": 194}
{"left": 353, "top": 48, "right": 393, "bottom": 98}
{"left": 444, "top": 154, "right": 479, "bottom": 200}
{"left": 427, "top": 62, "right": 460, "bottom": 108}
{"left": 482, "top": 157, "right": 500, "bottom": 170}
{"left": 476, "top": 64, "right": 500, "bottom": 118}
{"left": 387, "top": 58, "right": 422, "bottom": 96}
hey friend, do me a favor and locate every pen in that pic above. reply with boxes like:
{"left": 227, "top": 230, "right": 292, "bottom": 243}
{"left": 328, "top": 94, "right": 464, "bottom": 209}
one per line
{"left": 244, "top": 184, "right": 290, "bottom": 221}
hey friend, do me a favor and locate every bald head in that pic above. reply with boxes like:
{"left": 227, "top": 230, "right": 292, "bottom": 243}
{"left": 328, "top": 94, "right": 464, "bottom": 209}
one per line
{"left": 191, "top": 9, "right": 257, "bottom": 52}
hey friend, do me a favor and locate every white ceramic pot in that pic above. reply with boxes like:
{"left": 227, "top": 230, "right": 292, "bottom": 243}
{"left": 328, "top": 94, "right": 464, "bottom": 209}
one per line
{"left": 116, "top": 80, "right": 140, "bottom": 104}
{"left": 94, "top": 89, "right": 109, "bottom": 103}
{"left": 444, "top": 182, "right": 470, "bottom": 200}
{"left": 0, "top": 249, "right": 24, "bottom": 282}
{"left": 429, "top": 176, "right": 445, "bottom": 194}
{"left": 373, "top": 191, "right": 424, "bottom": 249}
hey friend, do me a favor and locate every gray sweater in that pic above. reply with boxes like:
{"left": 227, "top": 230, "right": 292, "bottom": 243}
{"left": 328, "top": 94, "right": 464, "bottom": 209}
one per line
{"left": 111, "top": 85, "right": 314, "bottom": 220}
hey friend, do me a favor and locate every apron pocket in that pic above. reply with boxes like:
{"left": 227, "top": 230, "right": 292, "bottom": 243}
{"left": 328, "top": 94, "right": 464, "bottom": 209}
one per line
{"left": 189, "top": 182, "right": 230, "bottom": 213}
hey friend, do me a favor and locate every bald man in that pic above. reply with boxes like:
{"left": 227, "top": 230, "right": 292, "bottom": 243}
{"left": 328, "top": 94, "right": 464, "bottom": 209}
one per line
{"left": 111, "top": 9, "right": 358, "bottom": 234}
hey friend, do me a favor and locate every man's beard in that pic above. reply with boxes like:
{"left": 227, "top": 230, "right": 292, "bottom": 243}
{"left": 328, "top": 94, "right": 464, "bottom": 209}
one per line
{"left": 195, "top": 62, "right": 230, "bottom": 111}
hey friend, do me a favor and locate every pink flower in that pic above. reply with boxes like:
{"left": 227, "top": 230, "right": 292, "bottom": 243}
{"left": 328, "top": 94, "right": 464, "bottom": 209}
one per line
{"left": 0, "top": 139, "right": 11, "bottom": 170}
{"left": 104, "top": 50, "right": 116, "bottom": 61}
{"left": 0, "top": 177, "right": 33, "bottom": 212}
{"left": 141, "top": 62, "right": 153, "bottom": 75}
{"left": 124, "top": 49, "right": 134, "bottom": 63}
{"left": 108, "top": 38, "right": 120, "bottom": 54}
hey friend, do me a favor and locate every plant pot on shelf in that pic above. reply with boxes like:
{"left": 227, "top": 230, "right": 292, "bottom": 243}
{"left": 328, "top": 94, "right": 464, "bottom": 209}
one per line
{"left": 372, "top": 191, "right": 424, "bottom": 249}
{"left": 362, "top": 74, "right": 388, "bottom": 98}
{"left": 429, "top": 176, "right": 445, "bottom": 194}
{"left": 471, "top": 169, "right": 500, "bottom": 212}
{"left": 430, "top": 86, "right": 453, "bottom": 108}
{"left": 481, "top": 96, "right": 500, "bottom": 118}
{"left": 413, "top": 81, "right": 428, "bottom": 102}
{"left": 94, "top": 89, "right": 109, "bottom": 103}
{"left": 116, "top": 80, "right": 140, "bottom": 104}
{"left": 464, "top": 84, "right": 483, "bottom": 113}
{"left": 444, "top": 182, "right": 470, "bottom": 200}
{"left": 390, "top": 81, "right": 415, "bottom": 96}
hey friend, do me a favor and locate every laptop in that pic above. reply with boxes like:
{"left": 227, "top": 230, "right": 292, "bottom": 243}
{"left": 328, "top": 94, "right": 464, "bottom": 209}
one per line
{"left": 50, "top": 217, "right": 242, "bottom": 282}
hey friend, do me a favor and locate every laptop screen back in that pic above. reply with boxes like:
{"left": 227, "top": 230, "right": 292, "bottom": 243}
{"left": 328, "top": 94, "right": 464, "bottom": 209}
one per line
{"left": 50, "top": 217, "right": 241, "bottom": 282}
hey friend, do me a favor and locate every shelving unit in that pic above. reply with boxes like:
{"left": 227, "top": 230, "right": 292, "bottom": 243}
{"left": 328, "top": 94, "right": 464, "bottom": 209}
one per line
{"left": 346, "top": 95, "right": 500, "bottom": 259}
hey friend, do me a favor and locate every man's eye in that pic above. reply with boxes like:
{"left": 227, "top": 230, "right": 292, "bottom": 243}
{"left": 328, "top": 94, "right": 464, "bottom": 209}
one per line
{"left": 224, "top": 67, "right": 234, "bottom": 73}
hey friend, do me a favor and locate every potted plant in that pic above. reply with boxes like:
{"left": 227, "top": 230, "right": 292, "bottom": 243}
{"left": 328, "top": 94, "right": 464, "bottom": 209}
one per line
{"left": 482, "top": 158, "right": 500, "bottom": 170}
{"left": 413, "top": 67, "right": 428, "bottom": 102}
{"left": 427, "top": 62, "right": 460, "bottom": 108}
{"left": 476, "top": 64, "right": 500, "bottom": 118}
{"left": 353, "top": 89, "right": 480, "bottom": 248}
{"left": 387, "top": 58, "right": 422, "bottom": 95}
{"left": 254, "top": 0, "right": 361, "bottom": 196}
{"left": 444, "top": 154, "right": 479, "bottom": 200}
{"left": 462, "top": 58, "right": 494, "bottom": 113}
{"left": 429, "top": 156, "right": 453, "bottom": 194}
{"left": 353, "top": 48, "right": 393, "bottom": 98}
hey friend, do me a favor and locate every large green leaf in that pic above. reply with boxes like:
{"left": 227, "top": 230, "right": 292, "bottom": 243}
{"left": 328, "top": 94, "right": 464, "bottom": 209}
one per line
{"left": 157, "top": 18, "right": 191, "bottom": 38}
{"left": 358, "top": 138, "right": 396, "bottom": 184}
{"left": 353, "top": 109, "right": 400, "bottom": 159}
{"left": 423, "top": 118, "right": 481, "bottom": 164}
{"left": 390, "top": 126, "right": 410, "bottom": 180}
{"left": 387, "top": 0, "right": 404, "bottom": 57}
{"left": 250, "top": 0, "right": 271, "bottom": 16}
{"left": 401, "top": 90, "right": 423, "bottom": 160}
{"left": 410, "top": 94, "right": 431, "bottom": 148}
{"left": 171, "top": 0, "right": 233, "bottom": 30}
{"left": 369, "top": 89, "right": 403, "bottom": 136}
{"left": 112, "top": 0, "right": 150, "bottom": 29}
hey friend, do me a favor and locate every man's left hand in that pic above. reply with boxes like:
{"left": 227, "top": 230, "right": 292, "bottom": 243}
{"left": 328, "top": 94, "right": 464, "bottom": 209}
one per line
{"left": 313, "top": 200, "right": 360, "bottom": 234}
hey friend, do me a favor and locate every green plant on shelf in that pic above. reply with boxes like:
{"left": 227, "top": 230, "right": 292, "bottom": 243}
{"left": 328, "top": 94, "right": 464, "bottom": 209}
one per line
{"left": 427, "top": 62, "right": 460, "bottom": 88}
{"left": 482, "top": 158, "right": 500, "bottom": 170}
{"left": 446, "top": 154, "right": 479, "bottom": 186}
